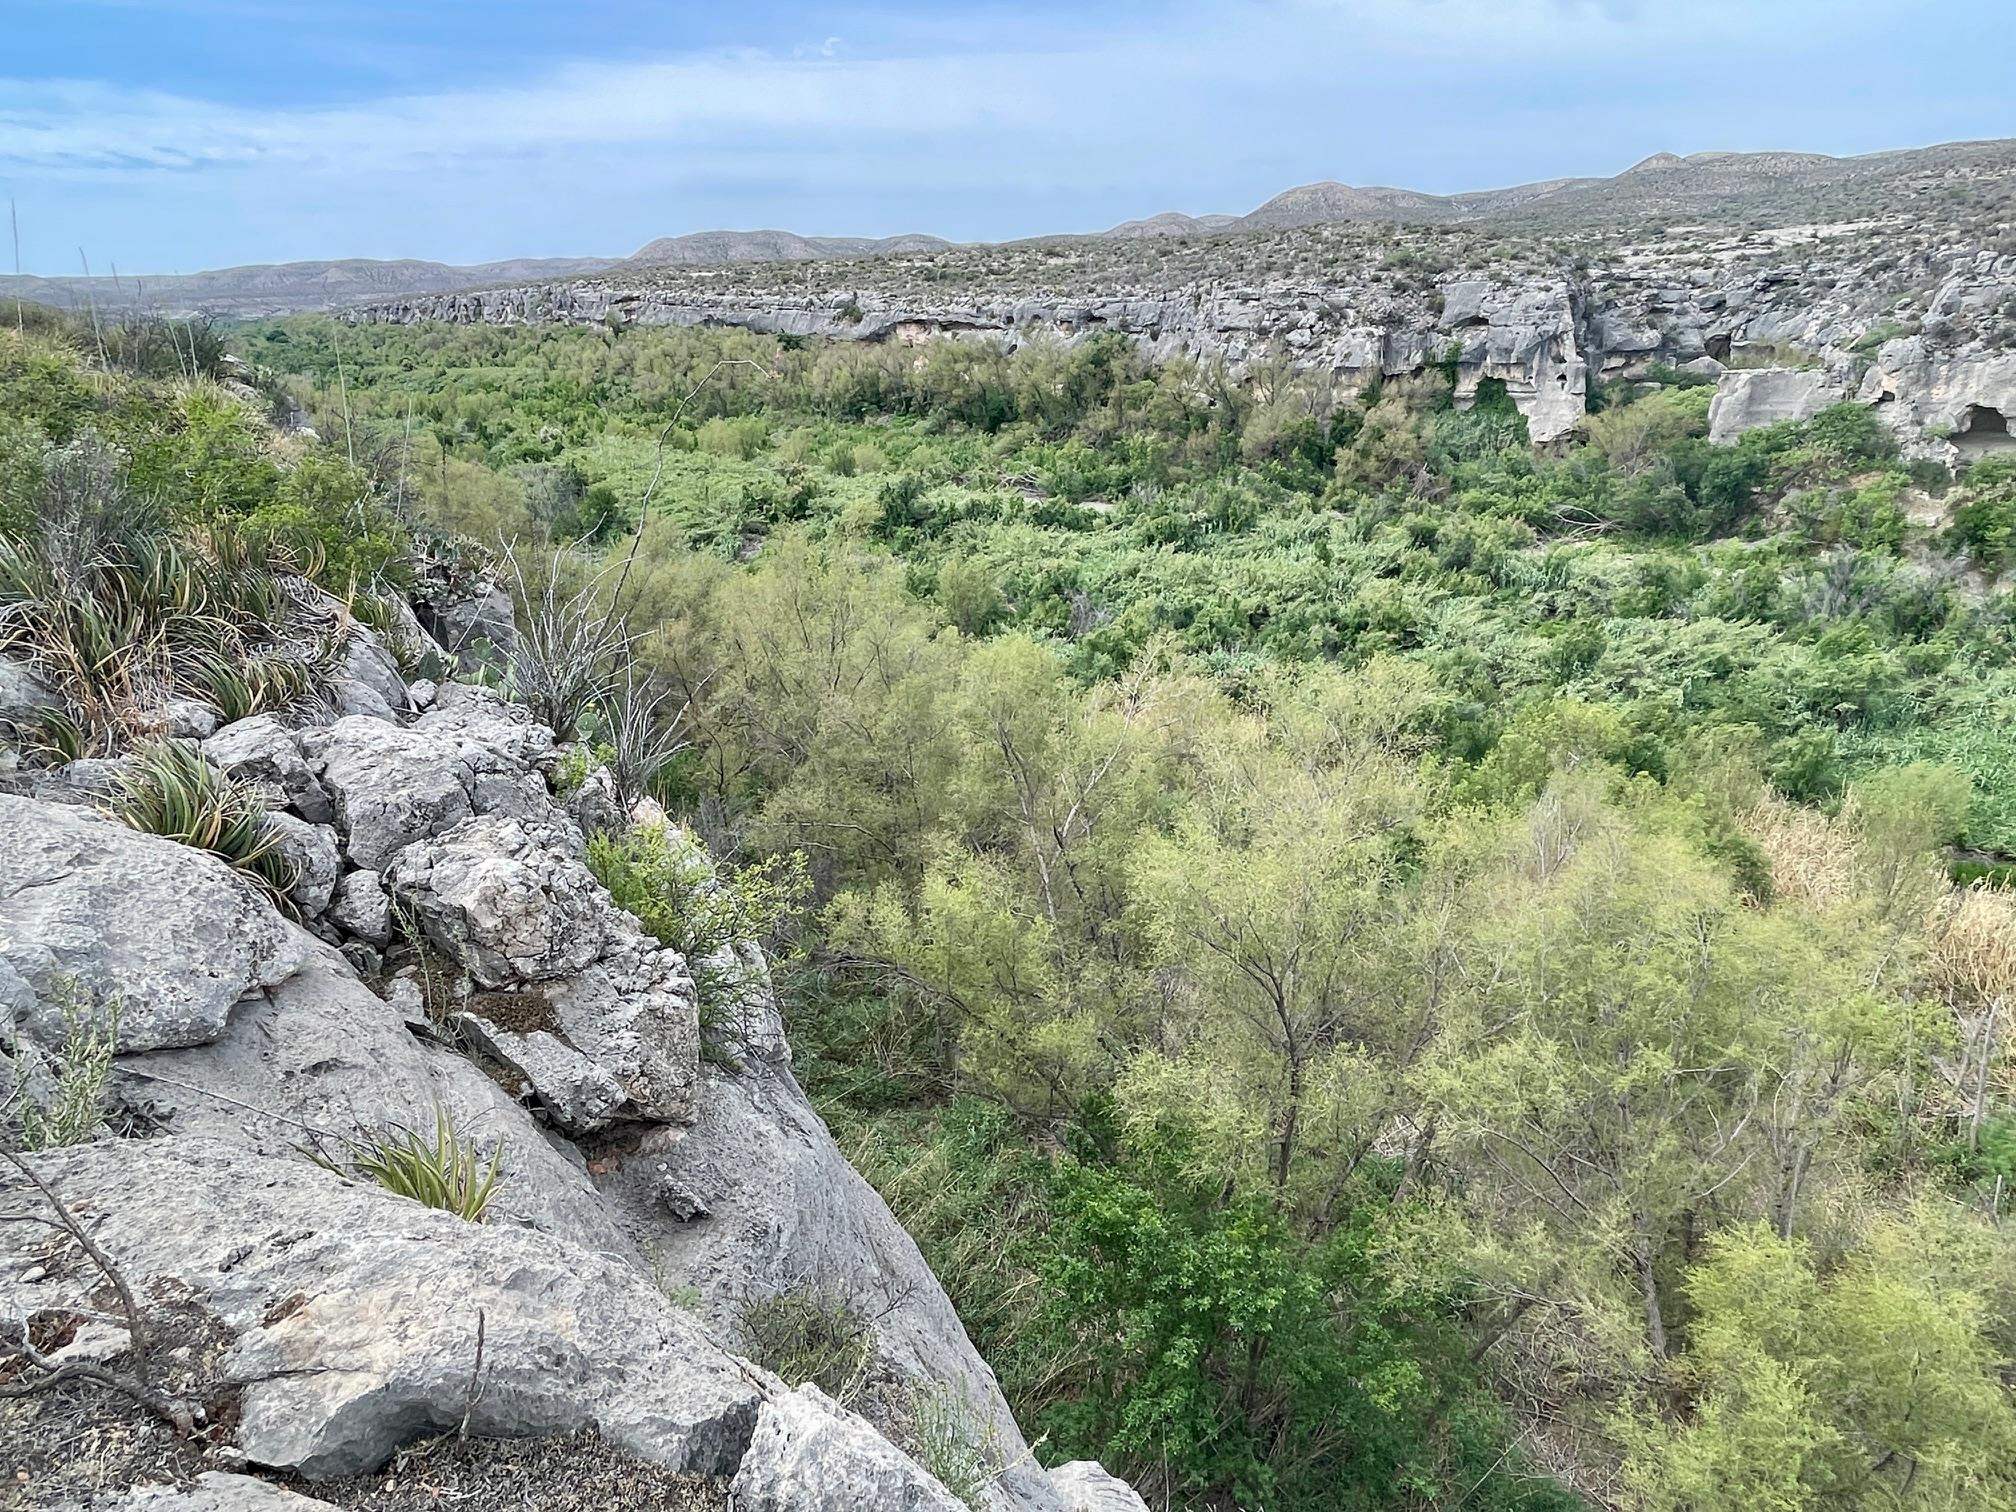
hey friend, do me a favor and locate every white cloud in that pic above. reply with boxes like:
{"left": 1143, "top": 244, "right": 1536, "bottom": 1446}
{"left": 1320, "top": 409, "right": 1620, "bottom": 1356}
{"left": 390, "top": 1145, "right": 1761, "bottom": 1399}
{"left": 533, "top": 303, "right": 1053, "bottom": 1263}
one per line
{"left": 0, "top": 47, "right": 1066, "bottom": 179}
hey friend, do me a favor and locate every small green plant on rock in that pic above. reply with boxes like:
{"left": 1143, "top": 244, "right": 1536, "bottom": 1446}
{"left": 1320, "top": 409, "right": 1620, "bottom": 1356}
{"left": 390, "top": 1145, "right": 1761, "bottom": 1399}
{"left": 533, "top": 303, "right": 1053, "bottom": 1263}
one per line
{"left": 311, "top": 1105, "right": 503, "bottom": 1223}
{"left": 736, "top": 1285, "right": 875, "bottom": 1409}
{"left": 110, "top": 739, "right": 298, "bottom": 902}
{"left": 911, "top": 1384, "right": 996, "bottom": 1510}
{"left": 3, "top": 980, "right": 119, "bottom": 1152}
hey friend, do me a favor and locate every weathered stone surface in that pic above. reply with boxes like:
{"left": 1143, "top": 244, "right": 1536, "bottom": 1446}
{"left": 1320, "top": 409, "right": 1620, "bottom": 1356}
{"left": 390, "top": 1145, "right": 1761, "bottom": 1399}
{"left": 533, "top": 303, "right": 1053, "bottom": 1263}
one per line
{"left": 109, "top": 1472, "right": 341, "bottom": 1510}
{"left": 728, "top": 1385, "right": 964, "bottom": 1512}
{"left": 340, "top": 625, "right": 412, "bottom": 716}
{"left": 1707, "top": 366, "right": 1851, "bottom": 443}
{"left": 384, "top": 815, "right": 605, "bottom": 986}
{"left": 111, "top": 942, "right": 627, "bottom": 1247}
{"left": 0, "top": 653, "right": 60, "bottom": 732}
{"left": 414, "top": 682, "right": 557, "bottom": 773}
{"left": 25, "top": 755, "right": 133, "bottom": 807}
{"left": 302, "top": 718, "right": 474, "bottom": 870}
{"left": 264, "top": 812, "right": 341, "bottom": 916}
{"left": 594, "top": 962, "right": 1060, "bottom": 1512}
{"left": 0, "top": 1139, "right": 767, "bottom": 1482}
{"left": 558, "top": 755, "right": 624, "bottom": 836}
{"left": 454, "top": 1009, "right": 628, "bottom": 1134}
{"left": 204, "top": 716, "right": 333, "bottom": 825}
{"left": 325, "top": 868, "right": 392, "bottom": 946}
{"left": 159, "top": 698, "right": 222, "bottom": 740}
{"left": 420, "top": 581, "right": 519, "bottom": 674}
{"left": 387, "top": 813, "right": 699, "bottom": 1125}
{"left": 0, "top": 796, "right": 307, "bottom": 1053}
{"left": 1049, "top": 1461, "right": 1153, "bottom": 1512}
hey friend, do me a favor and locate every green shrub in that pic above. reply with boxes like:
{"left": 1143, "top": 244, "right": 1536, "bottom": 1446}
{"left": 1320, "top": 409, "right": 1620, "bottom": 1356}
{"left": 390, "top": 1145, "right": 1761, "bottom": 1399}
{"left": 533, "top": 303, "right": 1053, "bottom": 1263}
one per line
{"left": 586, "top": 823, "right": 806, "bottom": 1016}
{"left": 737, "top": 1286, "right": 875, "bottom": 1407}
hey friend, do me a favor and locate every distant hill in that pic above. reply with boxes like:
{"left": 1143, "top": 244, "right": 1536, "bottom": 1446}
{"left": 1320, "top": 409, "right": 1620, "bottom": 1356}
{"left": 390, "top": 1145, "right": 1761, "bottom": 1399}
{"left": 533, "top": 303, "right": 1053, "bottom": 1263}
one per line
{"left": 6, "top": 137, "right": 2010, "bottom": 318}
{"left": 1102, "top": 211, "right": 1241, "bottom": 239}
{"left": 623, "top": 229, "right": 955, "bottom": 266}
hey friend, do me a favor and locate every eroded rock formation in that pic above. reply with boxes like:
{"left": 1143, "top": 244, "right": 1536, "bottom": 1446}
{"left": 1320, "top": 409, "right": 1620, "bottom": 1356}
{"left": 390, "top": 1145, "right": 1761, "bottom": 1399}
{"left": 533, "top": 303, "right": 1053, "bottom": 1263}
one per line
{"left": 356, "top": 227, "right": 2016, "bottom": 460}
{"left": 0, "top": 638, "right": 1145, "bottom": 1509}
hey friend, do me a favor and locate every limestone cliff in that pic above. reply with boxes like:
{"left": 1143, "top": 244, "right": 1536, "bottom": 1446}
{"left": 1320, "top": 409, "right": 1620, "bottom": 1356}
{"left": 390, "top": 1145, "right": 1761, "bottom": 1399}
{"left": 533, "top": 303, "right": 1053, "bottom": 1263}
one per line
{"left": 356, "top": 221, "right": 2016, "bottom": 460}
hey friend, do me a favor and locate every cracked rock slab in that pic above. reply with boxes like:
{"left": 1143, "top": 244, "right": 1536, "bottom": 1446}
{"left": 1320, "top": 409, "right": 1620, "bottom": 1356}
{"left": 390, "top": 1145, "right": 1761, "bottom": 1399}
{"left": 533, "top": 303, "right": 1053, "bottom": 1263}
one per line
{"left": 1, "top": 1138, "right": 769, "bottom": 1483}
{"left": 0, "top": 795, "right": 307, "bottom": 1053}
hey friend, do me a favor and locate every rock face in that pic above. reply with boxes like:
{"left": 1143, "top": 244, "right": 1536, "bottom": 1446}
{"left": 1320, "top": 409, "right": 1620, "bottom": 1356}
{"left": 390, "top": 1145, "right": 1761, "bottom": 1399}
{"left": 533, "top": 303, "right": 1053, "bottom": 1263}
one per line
{"left": 728, "top": 1384, "right": 965, "bottom": 1512}
{"left": 358, "top": 226, "right": 2016, "bottom": 458}
{"left": 0, "top": 654, "right": 60, "bottom": 735}
{"left": 1707, "top": 367, "right": 1851, "bottom": 443}
{"left": 0, "top": 796, "right": 307, "bottom": 1053}
{"left": 0, "top": 663, "right": 1124, "bottom": 1511}
{"left": 2, "top": 1139, "right": 768, "bottom": 1479}
{"left": 1049, "top": 1462, "right": 1154, "bottom": 1512}
{"left": 592, "top": 961, "right": 1061, "bottom": 1511}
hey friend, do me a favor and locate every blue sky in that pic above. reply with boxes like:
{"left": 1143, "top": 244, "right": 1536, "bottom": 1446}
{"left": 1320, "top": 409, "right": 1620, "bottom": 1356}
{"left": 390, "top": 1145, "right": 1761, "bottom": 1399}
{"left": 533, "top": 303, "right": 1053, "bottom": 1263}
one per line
{"left": 4, "top": 0, "right": 2008, "bottom": 273}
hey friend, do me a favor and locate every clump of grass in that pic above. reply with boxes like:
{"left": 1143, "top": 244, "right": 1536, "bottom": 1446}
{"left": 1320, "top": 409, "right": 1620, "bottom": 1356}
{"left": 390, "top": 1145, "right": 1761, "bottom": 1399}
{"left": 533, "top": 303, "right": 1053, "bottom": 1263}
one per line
{"left": 313, "top": 1105, "right": 503, "bottom": 1223}
{"left": 0, "top": 437, "right": 337, "bottom": 752}
{"left": 3, "top": 980, "right": 119, "bottom": 1152}
{"left": 737, "top": 1285, "right": 875, "bottom": 1408}
{"left": 110, "top": 738, "right": 298, "bottom": 900}
{"left": 910, "top": 1385, "right": 995, "bottom": 1510}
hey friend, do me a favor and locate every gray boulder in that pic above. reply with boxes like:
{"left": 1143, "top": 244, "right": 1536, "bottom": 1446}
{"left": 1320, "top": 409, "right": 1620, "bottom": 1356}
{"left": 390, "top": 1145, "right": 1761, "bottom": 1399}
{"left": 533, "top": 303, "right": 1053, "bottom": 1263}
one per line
{"left": 159, "top": 698, "right": 223, "bottom": 740}
{"left": 384, "top": 814, "right": 606, "bottom": 986}
{"left": 111, "top": 940, "right": 628, "bottom": 1248}
{"left": 454, "top": 1009, "right": 629, "bottom": 1135}
{"left": 414, "top": 682, "right": 557, "bottom": 774}
{"left": 339, "top": 624, "right": 413, "bottom": 716}
{"left": 1049, "top": 1462, "right": 1152, "bottom": 1512}
{"left": 204, "top": 715, "right": 334, "bottom": 825}
{"left": 325, "top": 868, "right": 392, "bottom": 946}
{"left": 0, "top": 1138, "right": 767, "bottom": 1481}
{"left": 25, "top": 755, "right": 133, "bottom": 807}
{"left": 423, "top": 580, "right": 519, "bottom": 674}
{"left": 264, "top": 812, "right": 341, "bottom": 916}
{"left": 0, "top": 653, "right": 60, "bottom": 733}
{"left": 0, "top": 796, "right": 307, "bottom": 1053}
{"left": 109, "top": 1472, "right": 341, "bottom": 1510}
{"left": 302, "top": 718, "right": 475, "bottom": 870}
{"left": 728, "top": 1385, "right": 964, "bottom": 1512}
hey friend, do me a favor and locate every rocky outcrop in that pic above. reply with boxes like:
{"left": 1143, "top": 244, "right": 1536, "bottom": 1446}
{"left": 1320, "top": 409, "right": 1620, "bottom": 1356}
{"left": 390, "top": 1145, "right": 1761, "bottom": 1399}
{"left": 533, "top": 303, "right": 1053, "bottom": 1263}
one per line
{"left": 0, "top": 654, "right": 60, "bottom": 737}
{"left": 2, "top": 658, "right": 1124, "bottom": 1510}
{"left": 1048, "top": 1462, "right": 1153, "bottom": 1512}
{"left": 728, "top": 1385, "right": 965, "bottom": 1512}
{"left": 591, "top": 957, "right": 1061, "bottom": 1512}
{"left": 1707, "top": 367, "right": 1851, "bottom": 443}
{"left": 0, "top": 796, "right": 308, "bottom": 1053}
{"left": 358, "top": 230, "right": 2016, "bottom": 457}
{"left": 3, "top": 1139, "right": 767, "bottom": 1480}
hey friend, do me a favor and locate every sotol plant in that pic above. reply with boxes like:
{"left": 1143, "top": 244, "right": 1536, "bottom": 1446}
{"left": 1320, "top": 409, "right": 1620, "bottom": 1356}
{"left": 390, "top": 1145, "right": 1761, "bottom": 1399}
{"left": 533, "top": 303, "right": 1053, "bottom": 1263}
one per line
{"left": 110, "top": 739, "right": 298, "bottom": 901}
{"left": 313, "top": 1105, "right": 504, "bottom": 1223}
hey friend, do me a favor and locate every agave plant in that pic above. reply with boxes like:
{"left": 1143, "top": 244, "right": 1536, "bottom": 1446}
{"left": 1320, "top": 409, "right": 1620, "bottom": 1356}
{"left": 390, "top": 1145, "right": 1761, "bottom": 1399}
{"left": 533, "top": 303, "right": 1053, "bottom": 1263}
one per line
{"left": 1, "top": 437, "right": 337, "bottom": 751}
{"left": 312, "top": 1106, "right": 504, "bottom": 1223}
{"left": 110, "top": 739, "right": 298, "bottom": 900}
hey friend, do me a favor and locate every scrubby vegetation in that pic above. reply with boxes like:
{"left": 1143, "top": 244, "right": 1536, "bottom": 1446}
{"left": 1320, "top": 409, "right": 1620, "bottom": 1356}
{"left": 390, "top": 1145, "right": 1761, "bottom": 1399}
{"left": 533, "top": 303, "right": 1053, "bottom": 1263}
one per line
{"left": 93, "top": 314, "right": 2016, "bottom": 1509}
{"left": 0, "top": 305, "right": 421, "bottom": 753}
